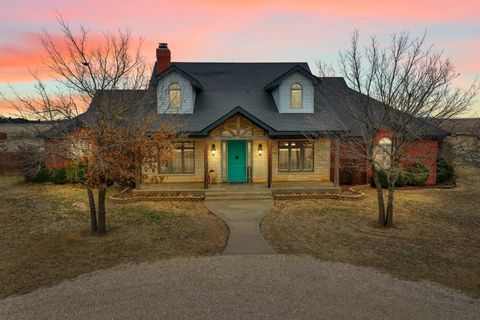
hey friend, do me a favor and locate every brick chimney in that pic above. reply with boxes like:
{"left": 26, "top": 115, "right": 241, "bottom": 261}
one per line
{"left": 156, "top": 43, "right": 171, "bottom": 75}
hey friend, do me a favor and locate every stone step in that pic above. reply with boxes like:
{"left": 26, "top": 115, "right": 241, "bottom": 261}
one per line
{"left": 205, "top": 195, "right": 273, "bottom": 201}
{"left": 205, "top": 190, "right": 272, "bottom": 197}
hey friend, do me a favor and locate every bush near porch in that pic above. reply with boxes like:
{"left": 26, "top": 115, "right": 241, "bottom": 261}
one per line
{"left": 261, "top": 165, "right": 480, "bottom": 297}
{"left": 0, "top": 176, "right": 228, "bottom": 299}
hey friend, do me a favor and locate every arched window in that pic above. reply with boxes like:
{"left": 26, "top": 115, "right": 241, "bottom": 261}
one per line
{"left": 168, "top": 83, "right": 181, "bottom": 109}
{"left": 290, "top": 83, "right": 303, "bottom": 108}
{"left": 375, "top": 137, "right": 392, "bottom": 169}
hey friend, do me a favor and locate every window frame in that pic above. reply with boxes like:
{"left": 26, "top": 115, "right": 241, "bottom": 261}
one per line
{"left": 159, "top": 142, "right": 195, "bottom": 174}
{"left": 290, "top": 83, "right": 303, "bottom": 109}
{"left": 168, "top": 83, "right": 181, "bottom": 109}
{"left": 278, "top": 140, "right": 314, "bottom": 172}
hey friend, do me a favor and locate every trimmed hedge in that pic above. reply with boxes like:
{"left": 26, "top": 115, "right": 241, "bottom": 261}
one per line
{"left": 372, "top": 163, "right": 429, "bottom": 188}
{"left": 33, "top": 168, "right": 52, "bottom": 183}
{"left": 406, "top": 162, "right": 429, "bottom": 186}
{"left": 51, "top": 167, "right": 68, "bottom": 184}
{"left": 65, "top": 162, "right": 85, "bottom": 183}
{"left": 31, "top": 164, "right": 84, "bottom": 184}
{"left": 372, "top": 170, "right": 407, "bottom": 188}
{"left": 436, "top": 162, "right": 454, "bottom": 184}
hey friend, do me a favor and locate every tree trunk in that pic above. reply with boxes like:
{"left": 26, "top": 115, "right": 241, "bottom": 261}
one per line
{"left": 97, "top": 186, "right": 107, "bottom": 234}
{"left": 372, "top": 170, "right": 386, "bottom": 227}
{"left": 385, "top": 187, "right": 395, "bottom": 227}
{"left": 87, "top": 188, "right": 97, "bottom": 234}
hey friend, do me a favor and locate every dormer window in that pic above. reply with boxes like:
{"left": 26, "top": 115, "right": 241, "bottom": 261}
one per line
{"left": 168, "top": 83, "right": 181, "bottom": 109}
{"left": 290, "top": 83, "right": 303, "bottom": 108}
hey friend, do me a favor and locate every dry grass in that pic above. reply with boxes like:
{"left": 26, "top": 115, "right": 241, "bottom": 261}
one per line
{"left": 261, "top": 165, "right": 480, "bottom": 297}
{"left": 0, "top": 176, "right": 228, "bottom": 299}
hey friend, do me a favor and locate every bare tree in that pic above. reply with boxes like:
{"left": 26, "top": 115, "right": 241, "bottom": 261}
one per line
{"left": 317, "top": 30, "right": 478, "bottom": 228}
{"left": 2, "top": 16, "right": 176, "bottom": 235}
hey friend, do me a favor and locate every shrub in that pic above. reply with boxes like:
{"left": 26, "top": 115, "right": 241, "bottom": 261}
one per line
{"left": 33, "top": 168, "right": 52, "bottom": 183}
{"left": 65, "top": 162, "right": 85, "bottom": 183}
{"left": 394, "top": 171, "right": 408, "bottom": 187}
{"left": 406, "top": 162, "right": 429, "bottom": 186}
{"left": 436, "top": 162, "right": 454, "bottom": 184}
{"left": 51, "top": 167, "right": 68, "bottom": 184}
{"left": 371, "top": 170, "right": 407, "bottom": 188}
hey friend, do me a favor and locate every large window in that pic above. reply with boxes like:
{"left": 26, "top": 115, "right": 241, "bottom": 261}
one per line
{"left": 375, "top": 137, "right": 392, "bottom": 169}
{"left": 168, "top": 83, "right": 181, "bottom": 109}
{"left": 160, "top": 142, "right": 194, "bottom": 174}
{"left": 290, "top": 83, "right": 303, "bottom": 108}
{"left": 278, "top": 141, "right": 314, "bottom": 172}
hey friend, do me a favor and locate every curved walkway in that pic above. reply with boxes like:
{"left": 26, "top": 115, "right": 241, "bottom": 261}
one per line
{"left": 204, "top": 199, "right": 276, "bottom": 255}
{"left": 1, "top": 256, "right": 477, "bottom": 320}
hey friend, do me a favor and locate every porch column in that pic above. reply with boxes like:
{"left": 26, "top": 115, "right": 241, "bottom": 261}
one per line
{"left": 204, "top": 140, "right": 209, "bottom": 189}
{"left": 267, "top": 139, "right": 272, "bottom": 188}
{"left": 334, "top": 138, "right": 340, "bottom": 187}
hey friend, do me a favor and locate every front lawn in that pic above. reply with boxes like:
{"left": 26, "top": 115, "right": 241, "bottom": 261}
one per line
{"left": 0, "top": 176, "right": 228, "bottom": 299}
{"left": 261, "top": 165, "right": 480, "bottom": 297}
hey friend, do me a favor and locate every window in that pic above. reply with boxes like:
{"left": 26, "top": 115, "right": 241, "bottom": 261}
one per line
{"left": 290, "top": 83, "right": 303, "bottom": 108}
{"left": 168, "top": 83, "right": 181, "bottom": 109}
{"left": 278, "top": 141, "right": 314, "bottom": 172}
{"left": 160, "top": 142, "right": 194, "bottom": 174}
{"left": 375, "top": 137, "right": 392, "bottom": 169}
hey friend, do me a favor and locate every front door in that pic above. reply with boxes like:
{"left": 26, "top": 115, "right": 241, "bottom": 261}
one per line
{"left": 227, "top": 140, "right": 247, "bottom": 182}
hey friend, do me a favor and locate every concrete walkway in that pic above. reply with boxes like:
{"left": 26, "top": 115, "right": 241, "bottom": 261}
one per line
{"left": 204, "top": 199, "right": 276, "bottom": 255}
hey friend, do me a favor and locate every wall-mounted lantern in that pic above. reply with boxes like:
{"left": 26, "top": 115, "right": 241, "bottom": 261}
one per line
{"left": 211, "top": 144, "right": 216, "bottom": 157}
{"left": 258, "top": 144, "right": 263, "bottom": 156}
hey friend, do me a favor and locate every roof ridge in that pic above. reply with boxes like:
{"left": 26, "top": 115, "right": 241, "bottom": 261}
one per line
{"left": 172, "top": 61, "right": 309, "bottom": 64}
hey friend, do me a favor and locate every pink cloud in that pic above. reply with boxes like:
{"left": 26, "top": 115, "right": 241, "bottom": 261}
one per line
{"left": 1, "top": 0, "right": 479, "bottom": 116}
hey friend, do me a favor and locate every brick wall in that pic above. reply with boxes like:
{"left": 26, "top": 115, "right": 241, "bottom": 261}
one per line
{"left": 330, "top": 130, "right": 440, "bottom": 185}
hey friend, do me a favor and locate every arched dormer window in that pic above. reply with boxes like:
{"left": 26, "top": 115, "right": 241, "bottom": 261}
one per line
{"left": 290, "top": 83, "right": 303, "bottom": 108}
{"left": 375, "top": 137, "right": 392, "bottom": 169}
{"left": 168, "top": 83, "right": 181, "bottom": 109}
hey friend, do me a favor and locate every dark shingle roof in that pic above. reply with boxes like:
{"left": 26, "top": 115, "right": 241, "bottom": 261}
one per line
{"left": 439, "top": 118, "right": 480, "bottom": 136}
{"left": 148, "top": 62, "right": 345, "bottom": 135}
{"left": 79, "top": 62, "right": 447, "bottom": 139}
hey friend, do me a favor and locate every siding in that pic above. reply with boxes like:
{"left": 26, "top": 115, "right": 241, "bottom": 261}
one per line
{"left": 272, "top": 139, "right": 331, "bottom": 182}
{"left": 157, "top": 71, "right": 195, "bottom": 114}
{"left": 275, "top": 71, "right": 314, "bottom": 113}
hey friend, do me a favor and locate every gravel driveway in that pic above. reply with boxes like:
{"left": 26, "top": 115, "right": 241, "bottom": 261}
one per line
{"left": 1, "top": 256, "right": 478, "bottom": 320}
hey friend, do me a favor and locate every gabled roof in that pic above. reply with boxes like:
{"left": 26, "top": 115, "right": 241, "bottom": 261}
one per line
{"left": 153, "top": 64, "right": 203, "bottom": 90}
{"left": 196, "top": 106, "right": 275, "bottom": 136}
{"left": 75, "top": 62, "right": 447, "bottom": 139}
{"left": 264, "top": 64, "right": 320, "bottom": 91}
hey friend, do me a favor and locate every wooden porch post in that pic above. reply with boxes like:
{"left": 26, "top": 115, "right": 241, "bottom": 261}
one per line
{"left": 334, "top": 138, "right": 340, "bottom": 187}
{"left": 204, "top": 140, "right": 209, "bottom": 189}
{"left": 267, "top": 139, "right": 272, "bottom": 188}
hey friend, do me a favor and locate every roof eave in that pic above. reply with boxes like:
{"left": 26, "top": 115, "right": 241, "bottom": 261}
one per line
{"left": 156, "top": 65, "right": 203, "bottom": 90}
{"left": 264, "top": 65, "right": 320, "bottom": 91}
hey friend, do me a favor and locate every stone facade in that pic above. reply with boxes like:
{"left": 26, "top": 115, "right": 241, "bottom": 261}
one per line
{"left": 141, "top": 114, "right": 332, "bottom": 186}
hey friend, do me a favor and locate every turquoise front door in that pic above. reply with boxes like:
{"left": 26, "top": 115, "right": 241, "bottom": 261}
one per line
{"left": 227, "top": 140, "right": 247, "bottom": 182}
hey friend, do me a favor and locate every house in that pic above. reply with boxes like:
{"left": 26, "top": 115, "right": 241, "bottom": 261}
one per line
{"left": 0, "top": 118, "right": 51, "bottom": 174}
{"left": 46, "top": 43, "right": 448, "bottom": 187}
{"left": 440, "top": 118, "right": 480, "bottom": 164}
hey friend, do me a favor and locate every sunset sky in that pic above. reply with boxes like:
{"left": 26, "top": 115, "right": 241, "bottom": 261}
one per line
{"left": 0, "top": 0, "right": 479, "bottom": 116}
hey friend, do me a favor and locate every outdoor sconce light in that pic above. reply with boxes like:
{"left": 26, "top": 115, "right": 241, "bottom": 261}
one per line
{"left": 258, "top": 144, "right": 263, "bottom": 156}
{"left": 211, "top": 144, "right": 216, "bottom": 157}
